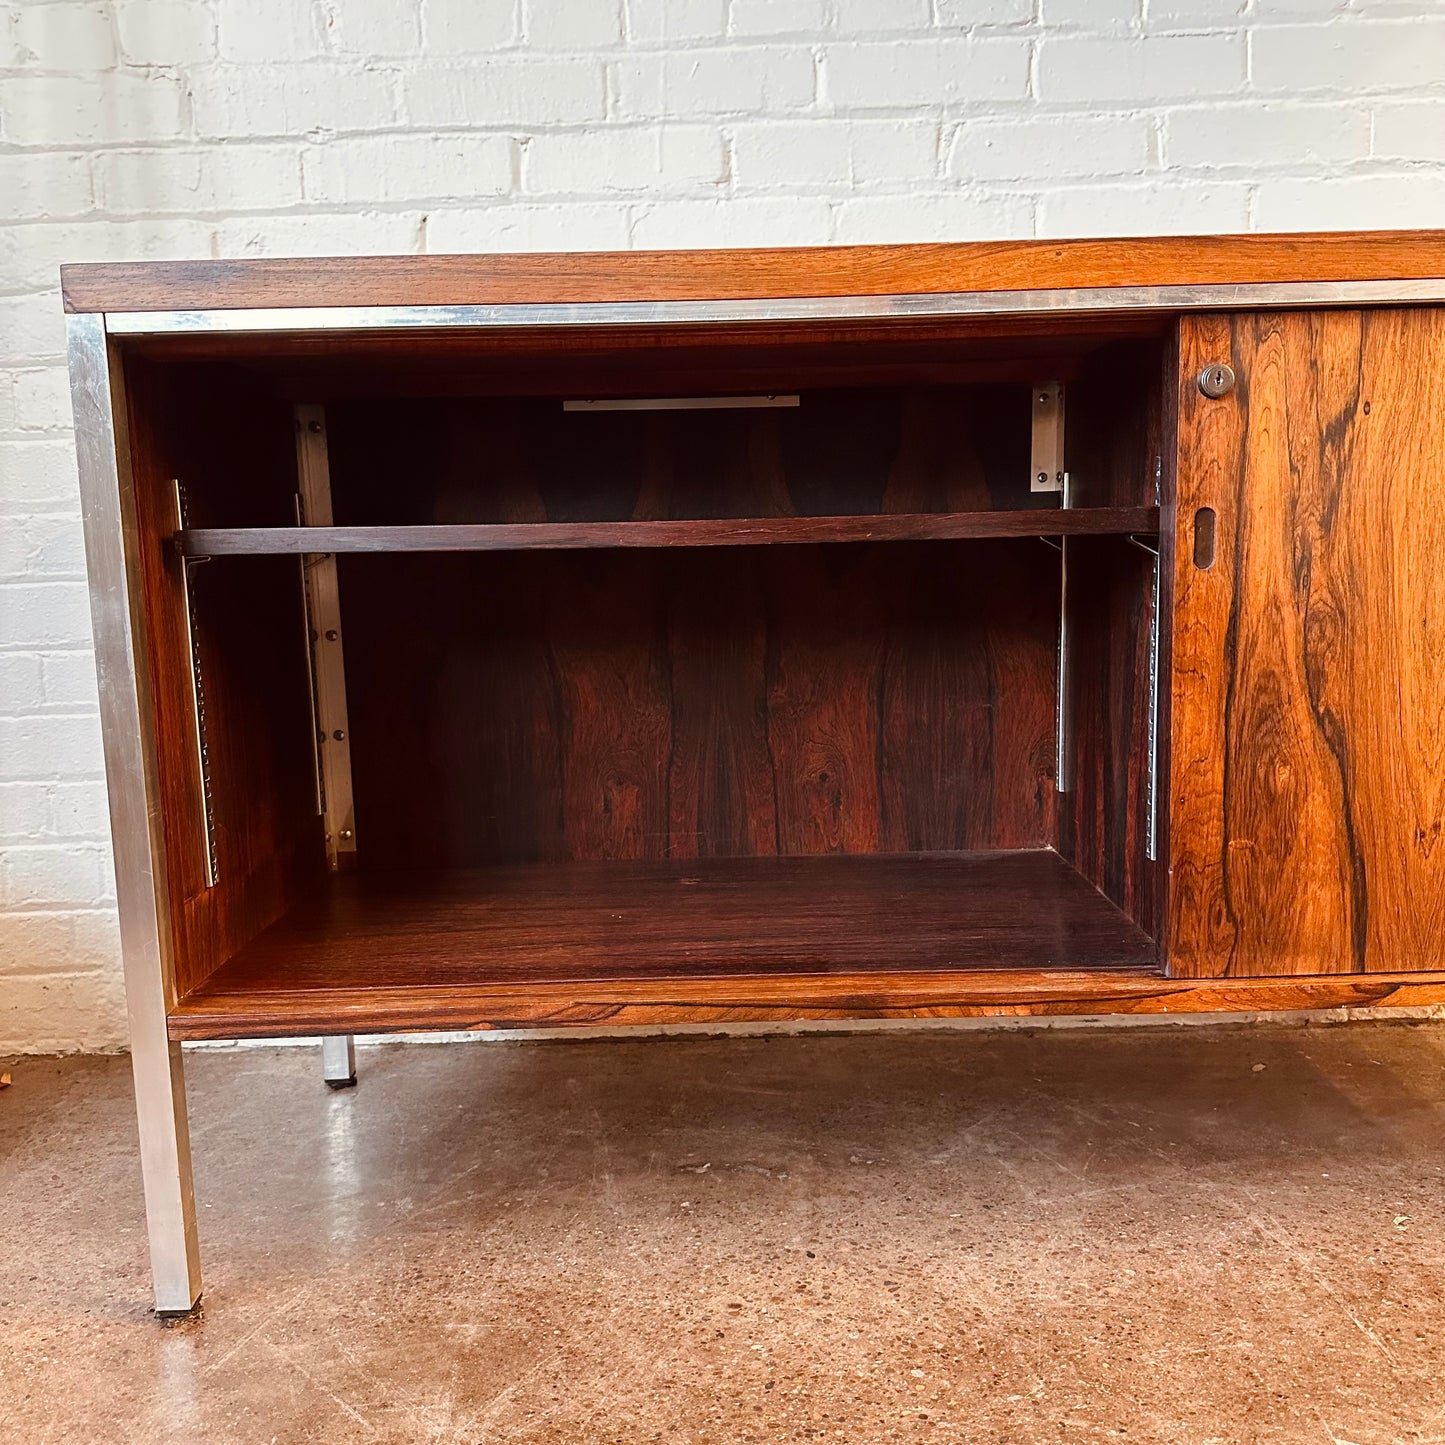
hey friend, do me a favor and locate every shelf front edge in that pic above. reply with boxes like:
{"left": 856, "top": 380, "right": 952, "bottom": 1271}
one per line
{"left": 166, "top": 968, "right": 1445, "bottom": 1040}
{"left": 176, "top": 509, "right": 1161, "bottom": 557}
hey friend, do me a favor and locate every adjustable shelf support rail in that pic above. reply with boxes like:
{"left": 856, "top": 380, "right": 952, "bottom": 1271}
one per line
{"left": 294, "top": 403, "right": 359, "bottom": 1088}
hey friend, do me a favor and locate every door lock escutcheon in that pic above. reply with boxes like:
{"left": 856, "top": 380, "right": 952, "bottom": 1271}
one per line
{"left": 1198, "top": 363, "right": 1236, "bottom": 399}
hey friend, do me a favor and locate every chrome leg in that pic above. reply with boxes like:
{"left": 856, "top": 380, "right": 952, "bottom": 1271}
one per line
{"left": 321, "top": 1035, "right": 357, "bottom": 1088}
{"left": 132, "top": 1038, "right": 203, "bottom": 1315}
{"left": 68, "top": 313, "right": 201, "bottom": 1316}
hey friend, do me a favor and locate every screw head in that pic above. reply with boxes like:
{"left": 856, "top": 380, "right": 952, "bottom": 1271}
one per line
{"left": 1198, "top": 363, "right": 1236, "bottom": 399}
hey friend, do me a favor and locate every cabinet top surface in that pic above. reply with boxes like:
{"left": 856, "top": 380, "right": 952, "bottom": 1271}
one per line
{"left": 61, "top": 230, "right": 1445, "bottom": 315}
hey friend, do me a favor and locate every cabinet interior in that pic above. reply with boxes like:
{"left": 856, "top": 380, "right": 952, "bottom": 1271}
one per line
{"left": 119, "top": 314, "right": 1173, "bottom": 1034}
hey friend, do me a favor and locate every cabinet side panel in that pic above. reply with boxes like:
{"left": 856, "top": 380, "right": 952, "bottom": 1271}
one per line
{"left": 1170, "top": 308, "right": 1445, "bottom": 976}
{"left": 125, "top": 361, "right": 325, "bottom": 996}
{"left": 1056, "top": 337, "right": 1170, "bottom": 942}
{"left": 1058, "top": 538, "right": 1160, "bottom": 940}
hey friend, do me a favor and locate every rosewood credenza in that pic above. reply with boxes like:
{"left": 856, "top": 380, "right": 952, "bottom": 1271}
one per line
{"left": 64, "top": 232, "right": 1445, "bottom": 1312}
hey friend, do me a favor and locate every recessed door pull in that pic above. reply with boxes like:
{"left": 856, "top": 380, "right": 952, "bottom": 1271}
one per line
{"left": 1193, "top": 507, "right": 1217, "bottom": 569}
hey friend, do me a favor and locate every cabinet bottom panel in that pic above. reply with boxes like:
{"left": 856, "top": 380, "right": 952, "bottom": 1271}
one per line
{"left": 171, "top": 848, "right": 1167, "bottom": 1037}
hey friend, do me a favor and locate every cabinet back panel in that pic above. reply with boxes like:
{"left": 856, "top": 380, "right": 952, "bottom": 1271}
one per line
{"left": 338, "top": 542, "right": 1058, "bottom": 868}
{"left": 324, "top": 388, "right": 1055, "bottom": 525}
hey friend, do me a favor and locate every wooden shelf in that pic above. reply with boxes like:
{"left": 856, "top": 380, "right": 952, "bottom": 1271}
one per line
{"left": 169, "top": 850, "right": 1160, "bottom": 1039}
{"left": 175, "top": 507, "right": 1160, "bottom": 557}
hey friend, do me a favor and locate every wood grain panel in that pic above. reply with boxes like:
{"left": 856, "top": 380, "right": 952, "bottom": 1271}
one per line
{"left": 337, "top": 543, "right": 1057, "bottom": 869}
{"left": 171, "top": 851, "right": 1156, "bottom": 1006}
{"left": 124, "top": 360, "right": 326, "bottom": 995}
{"left": 326, "top": 390, "right": 1062, "bottom": 870}
{"left": 1170, "top": 307, "right": 1445, "bottom": 976}
{"left": 666, "top": 553, "right": 776, "bottom": 857}
{"left": 549, "top": 557, "right": 673, "bottom": 860}
{"left": 62, "top": 230, "right": 1445, "bottom": 313}
{"left": 176, "top": 509, "right": 1162, "bottom": 556}
{"left": 766, "top": 549, "right": 886, "bottom": 854}
{"left": 169, "top": 953, "right": 1445, "bottom": 1040}
{"left": 1059, "top": 537, "right": 1161, "bottom": 939}
{"left": 317, "top": 388, "right": 1054, "bottom": 528}
{"left": 1064, "top": 341, "right": 1164, "bottom": 509}
{"left": 114, "top": 315, "right": 1166, "bottom": 388}
{"left": 1051, "top": 339, "right": 1170, "bottom": 938}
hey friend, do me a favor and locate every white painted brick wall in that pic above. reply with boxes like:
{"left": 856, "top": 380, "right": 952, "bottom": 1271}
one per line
{"left": 1, "top": 0, "right": 1443, "bottom": 1053}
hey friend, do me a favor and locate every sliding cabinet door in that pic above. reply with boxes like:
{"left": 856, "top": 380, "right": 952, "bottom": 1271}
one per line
{"left": 1169, "top": 308, "right": 1445, "bottom": 977}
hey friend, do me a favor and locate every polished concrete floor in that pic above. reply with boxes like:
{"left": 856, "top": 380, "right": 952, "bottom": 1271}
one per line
{"left": 4, "top": 1023, "right": 1445, "bottom": 1443}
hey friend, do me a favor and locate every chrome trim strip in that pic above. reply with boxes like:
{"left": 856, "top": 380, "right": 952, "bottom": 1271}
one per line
{"left": 1054, "top": 470, "right": 1072, "bottom": 797}
{"left": 101, "top": 277, "right": 1445, "bottom": 337}
{"left": 173, "top": 481, "right": 219, "bottom": 890}
{"left": 67, "top": 312, "right": 202, "bottom": 1314}
{"left": 1145, "top": 548, "right": 1162, "bottom": 862}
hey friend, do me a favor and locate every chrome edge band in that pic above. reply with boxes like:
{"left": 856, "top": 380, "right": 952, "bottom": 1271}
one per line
{"left": 102, "top": 276, "right": 1445, "bottom": 337}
